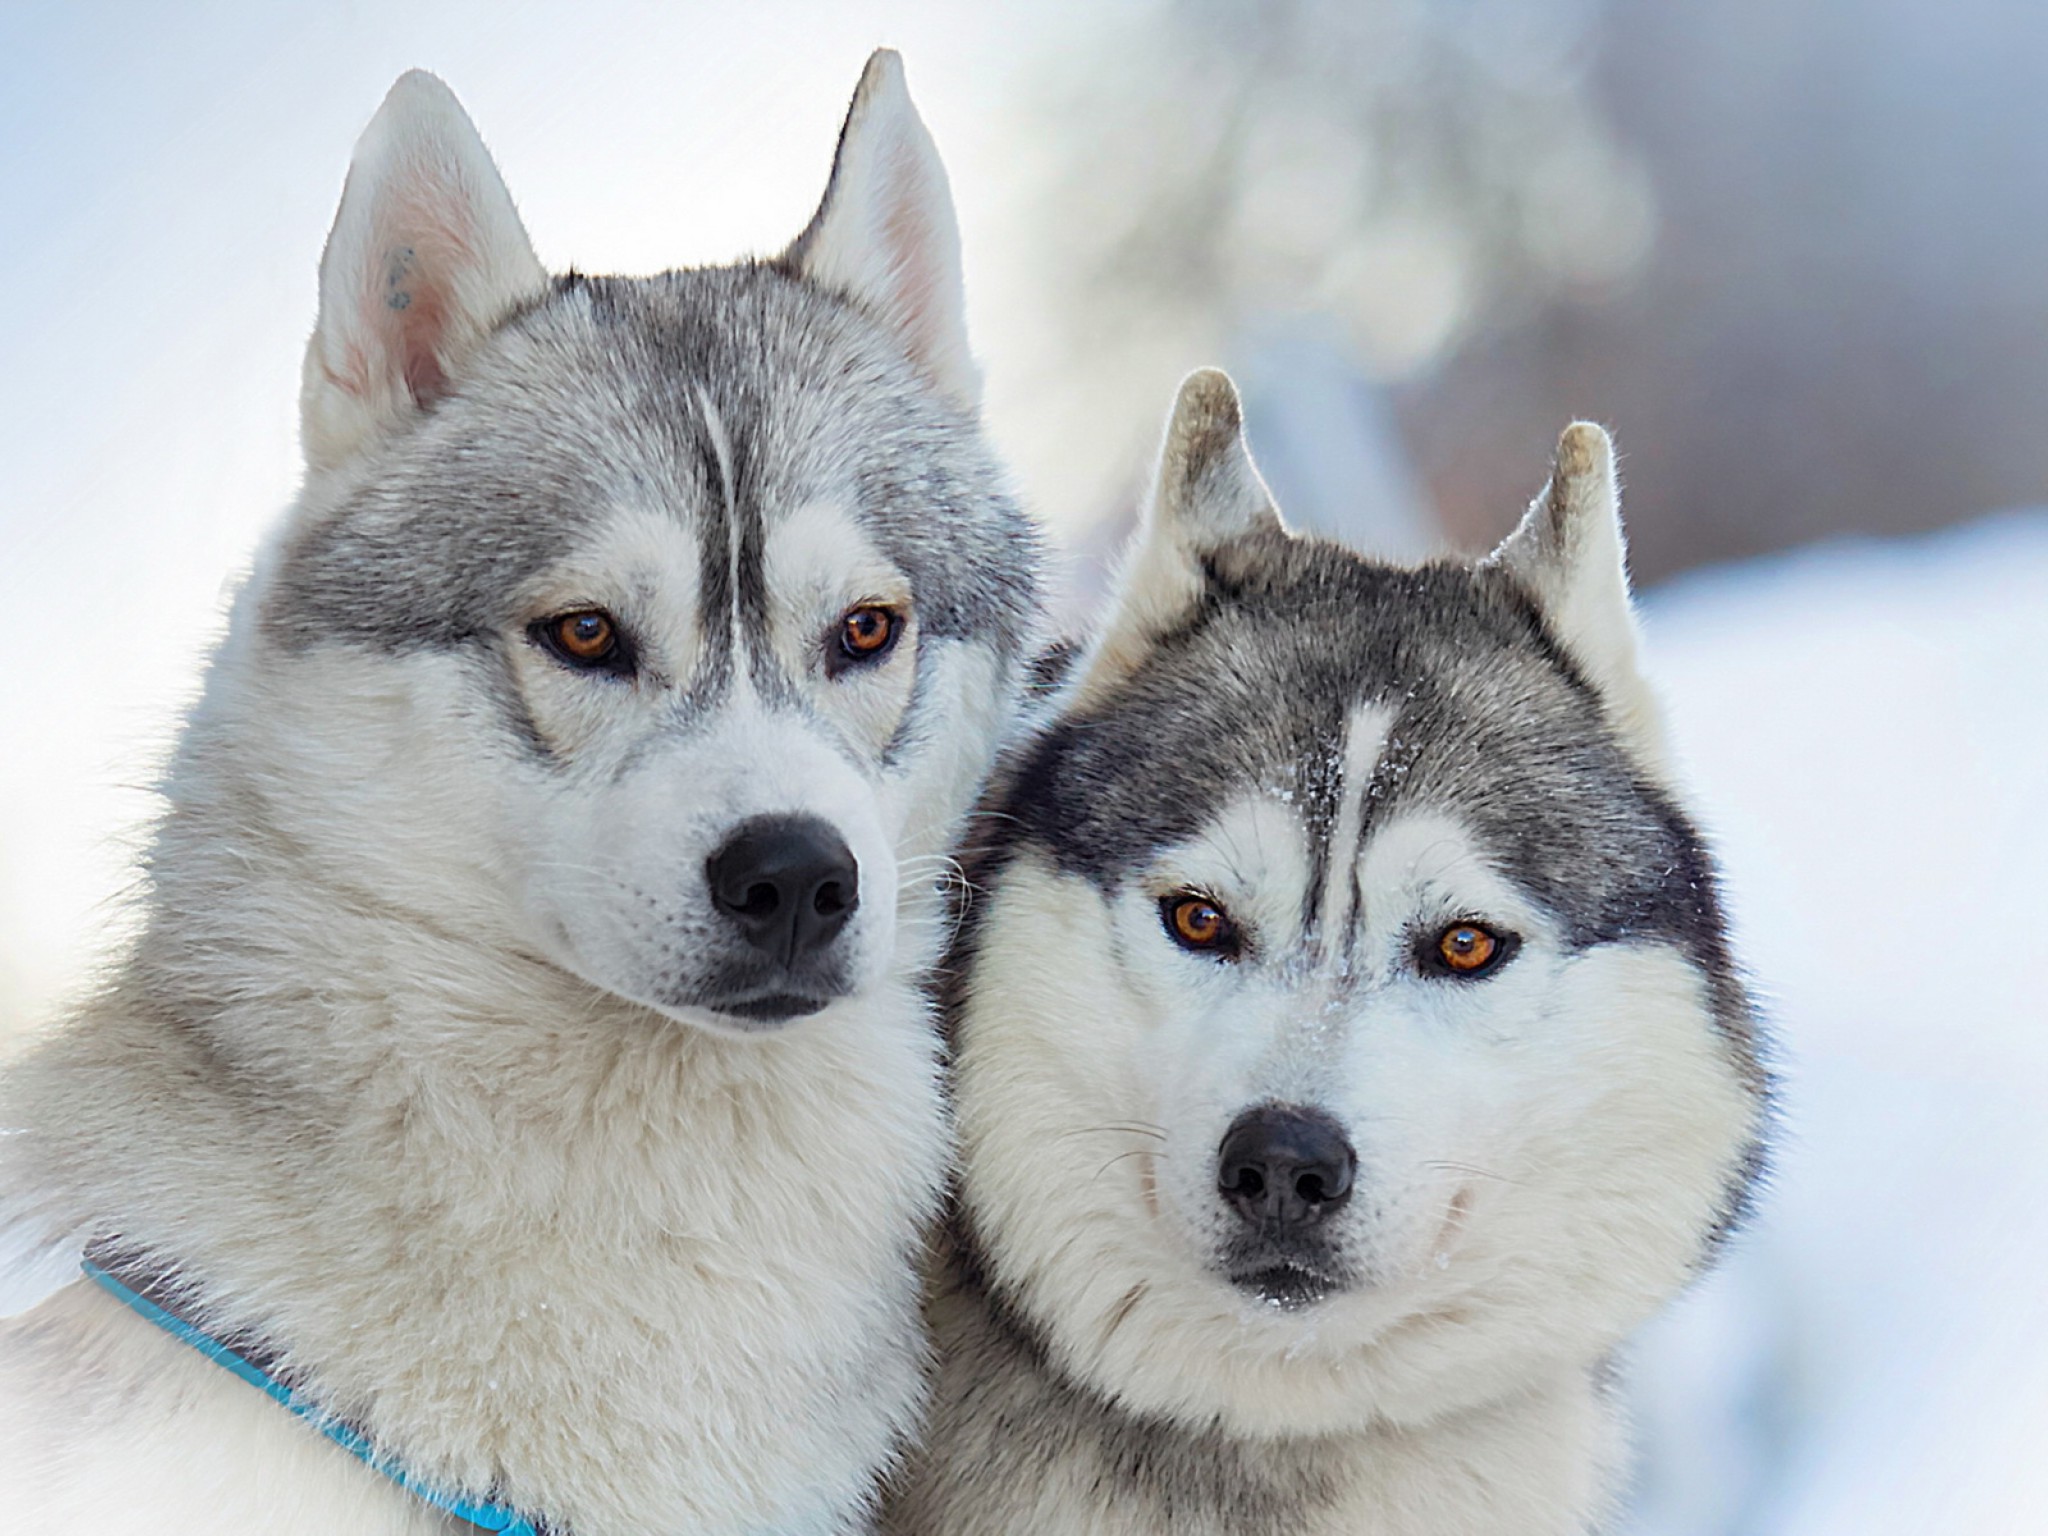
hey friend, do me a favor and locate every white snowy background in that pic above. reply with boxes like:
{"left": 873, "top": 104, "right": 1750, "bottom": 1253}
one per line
{"left": 1628, "top": 516, "right": 2048, "bottom": 1534}
{"left": 3, "top": 3, "right": 2044, "bottom": 1530}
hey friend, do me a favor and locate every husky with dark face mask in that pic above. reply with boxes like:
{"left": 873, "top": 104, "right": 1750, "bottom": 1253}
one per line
{"left": 888, "top": 371, "right": 1765, "bottom": 1536}
{"left": 0, "top": 54, "right": 1037, "bottom": 1536}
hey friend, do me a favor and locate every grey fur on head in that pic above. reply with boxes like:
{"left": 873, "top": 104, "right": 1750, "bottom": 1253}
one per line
{"left": 888, "top": 370, "right": 1765, "bottom": 1536}
{"left": 2, "top": 54, "right": 1040, "bottom": 1536}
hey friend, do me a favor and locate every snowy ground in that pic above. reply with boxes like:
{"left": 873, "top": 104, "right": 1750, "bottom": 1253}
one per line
{"left": 1624, "top": 509, "right": 2048, "bottom": 1534}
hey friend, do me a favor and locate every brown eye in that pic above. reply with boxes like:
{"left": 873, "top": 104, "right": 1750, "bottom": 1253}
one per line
{"left": 1437, "top": 924, "right": 1502, "bottom": 975}
{"left": 1163, "top": 893, "right": 1239, "bottom": 957}
{"left": 837, "top": 605, "right": 900, "bottom": 664}
{"left": 532, "top": 609, "right": 630, "bottom": 674}
{"left": 557, "top": 611, "right": 614, "bottom": 659}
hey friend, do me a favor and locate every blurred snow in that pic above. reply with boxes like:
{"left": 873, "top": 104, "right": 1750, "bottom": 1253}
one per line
{"left": 1624, "top": 510, "right": 2048, "bottom": 1534}
{"left": 1234, "top": 330, "right": 1439, "bottom": 562}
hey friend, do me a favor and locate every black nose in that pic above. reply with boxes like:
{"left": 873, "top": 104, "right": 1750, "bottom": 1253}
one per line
{"left": 705, "top": 815, "right": 859, "bottom": 966}
{"left": 1217, "top": 1104, "right": 1356, "bottom": 1229}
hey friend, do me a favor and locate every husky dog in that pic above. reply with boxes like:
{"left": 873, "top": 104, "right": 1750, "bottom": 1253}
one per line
{"left": 887, "top": 371, "right": 1766, "bottom": 1536}
{"left": 0, "top": 53, "right": 1037, "bottom": 1536}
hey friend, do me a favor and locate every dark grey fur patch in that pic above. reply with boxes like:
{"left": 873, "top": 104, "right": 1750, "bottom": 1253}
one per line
{"left": 474, "top": 636, "right": 558, "bottom": 764}
{"left": 1000, "top": 531, "right": 1759, "bottom": 1075}
{"left": 916, "top": 526, "right": 1771, "bottom": 1536}
{"left": 884, "top": 1212, "right": 1351, "bottom": 1536}
{"left": 263, "top": 261, "right": 1037, "bottom": 686}
{"left": 955, "top": 527, "right": 1769, "bottom": 1261}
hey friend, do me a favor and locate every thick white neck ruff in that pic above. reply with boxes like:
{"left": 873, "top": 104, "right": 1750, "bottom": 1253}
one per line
{"left": 81, "top": 1242, "right": 552, "bottom": 1535}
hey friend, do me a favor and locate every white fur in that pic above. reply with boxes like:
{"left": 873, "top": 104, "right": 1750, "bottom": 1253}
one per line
{"left": 1070, "top": 368, "right": 1285, "bottom": 713}
{"left": 501, "top": 495, "right": 920, "bottom": 1030}
{"left": 0, "top": 529, "right": 962, "bottom": 1533}
{"left": 958, "top": 821, "right": 1754, "bottom": 1440}
{"left": 787, "top": 50, "right": 980, "bottom": 413}
{"left": 1, "top": 59, "right": 1024, "bottom": 1536}
{"left": 931, "top": 820, "right": 1751, "bottom": 1534}
{"left": 895, "top": 378, "right": 1759, "bottom": 1535}
{"left": 300, "top": 70, "right": 547, "bottom": 474}
{"left": 1487, "top": 421, "right": 1674, "bottom": 772}
{"left": 767, "top": 500, "right": 921, "bottom": 759}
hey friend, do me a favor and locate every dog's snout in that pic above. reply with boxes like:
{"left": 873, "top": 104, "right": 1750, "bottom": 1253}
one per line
{"left": 1217, "top": 1105, "right": 1356, "bottom": 1229}
{"left": 706, "top": 815, "right": 859, "bottom": 964}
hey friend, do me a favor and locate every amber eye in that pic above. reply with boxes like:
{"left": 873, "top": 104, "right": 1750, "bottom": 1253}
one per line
{"left": 1162, "top": 893, "right": 1240, "bottom": 957}
{"left": 556, "top": 611, "right": 614, "bottom": 659}
{"left": 1437, "top": 924, "right": 1502, "bottom": 975}
{"left": 836, "top": 605, "right": 901, "bottom": 665}
{"left": 532, "top": 609, "right": 630, "bottom": 674}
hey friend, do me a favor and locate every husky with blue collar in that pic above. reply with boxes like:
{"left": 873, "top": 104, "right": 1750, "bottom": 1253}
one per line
{"left": 0, "top": 55, "right": 1037, "bottom": 1535}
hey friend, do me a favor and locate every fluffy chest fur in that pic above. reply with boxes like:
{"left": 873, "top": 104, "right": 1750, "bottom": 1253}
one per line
{"left": 3, "top": 52, "right": 1040, "bottom": 1536}
{"left": 886, "top": 1253, "right": 1622, "bottom": 1536}
{"left": 1, "top": 936, "right": 949, "bottom": 1535}
{"left": 884, "top": 378, "right": 1762, "bottom": 1536}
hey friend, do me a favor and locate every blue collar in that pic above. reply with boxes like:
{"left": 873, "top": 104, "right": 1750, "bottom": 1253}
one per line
{"left": 82, "top": 1247, "right": 550, "bottom": 1535}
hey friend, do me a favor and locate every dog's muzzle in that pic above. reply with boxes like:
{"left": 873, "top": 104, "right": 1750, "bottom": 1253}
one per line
{"left": 1216, "top": 1103, "right": 1358, "bottom": 1307}
{"left": 701, "top": 814, "right": 861, "bottom": 1024}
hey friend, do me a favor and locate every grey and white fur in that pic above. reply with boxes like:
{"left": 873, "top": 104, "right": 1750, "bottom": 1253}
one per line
{"left": 886, "top": 370, "right": 1766, "bottom": 1536}
{"left": 0, "top": 54, "right": 1037, "bottom": 1535}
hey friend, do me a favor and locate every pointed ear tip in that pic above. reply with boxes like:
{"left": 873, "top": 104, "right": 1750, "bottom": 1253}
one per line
{"left": 356, "top": 69, "right": 485, "bottom": 160}
{"left": 1172, "top": 367, "right": 1244, "bottom": 433}
{"left": 377, "top": 69, "right": 464, "bottom": 118}
{"left": 856, "top": 47, "right": 910, "bottom": 103}
{"left": 1555, "top": 421, "right": 1615, "bottom": 479}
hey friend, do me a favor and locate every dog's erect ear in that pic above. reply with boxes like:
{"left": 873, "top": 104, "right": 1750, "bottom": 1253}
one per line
{"left": 784, "top": 50, "right": 978, "bottom": 413}
{"left": 1070, "top": 369, "right": 1287, "bottom": 710}
{"left": 1487, "top": 423, "right": 1670, "bottom": 767}
{"left": 300, "top": 71, "right": 547, "bottom": 474}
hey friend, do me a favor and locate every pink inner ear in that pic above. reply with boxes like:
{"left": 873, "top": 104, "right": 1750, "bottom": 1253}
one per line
{"left": 878, "top": 142, "right": 942, "bottom": 361}
{"left": 361, "top": 182, "right": 476, "bottom": 409}
{"left": 392, "top": 269, "right": 451, "bottom": 406}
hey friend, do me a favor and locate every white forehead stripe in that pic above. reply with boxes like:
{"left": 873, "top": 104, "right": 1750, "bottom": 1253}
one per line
{"left": 1317, "top": 701, "right": 1398, "bottom": 962}
{"left": 694, "top": 385, "right": 737, "bottom": 519}
{"left": 695, "top": 385, "right": 750, "bottom": 697}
